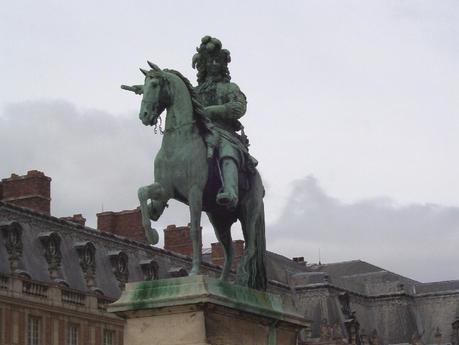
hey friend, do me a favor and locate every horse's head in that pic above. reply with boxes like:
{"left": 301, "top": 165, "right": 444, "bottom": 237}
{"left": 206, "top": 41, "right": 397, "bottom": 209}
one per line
{"left": 139, "top": 62, "right": 171, "bottom": 126}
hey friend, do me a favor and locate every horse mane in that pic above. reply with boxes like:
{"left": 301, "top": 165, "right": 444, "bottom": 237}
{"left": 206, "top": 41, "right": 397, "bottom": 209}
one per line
{"left": 163, "top": 69, "right": 213, "bottom": 135}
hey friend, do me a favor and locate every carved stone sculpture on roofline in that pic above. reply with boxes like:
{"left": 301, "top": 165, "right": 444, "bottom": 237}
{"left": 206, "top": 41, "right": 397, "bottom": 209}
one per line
{"left": 121, "top": 35, "right": 267, "bottom": 291}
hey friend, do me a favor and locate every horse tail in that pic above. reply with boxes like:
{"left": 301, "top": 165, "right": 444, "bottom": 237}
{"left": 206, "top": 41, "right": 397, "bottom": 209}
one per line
{"left": 254, "top": 201, "right": 268, "bottom": 290}
{"left": 237, "top": 172, "right": 268, "bottom": 291}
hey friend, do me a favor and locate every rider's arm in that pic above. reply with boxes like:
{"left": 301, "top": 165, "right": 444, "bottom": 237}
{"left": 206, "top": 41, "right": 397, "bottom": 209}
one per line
{"left": 226, "top": 82, "right": 247, "bottom": 119}
{"left": 205, "top": 83, "right": 247, "bottom": 121}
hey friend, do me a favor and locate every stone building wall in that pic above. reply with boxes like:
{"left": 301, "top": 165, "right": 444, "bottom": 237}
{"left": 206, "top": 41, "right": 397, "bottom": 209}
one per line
{"left": 0, "top": 274, "right": 123, "bottom": 345}
{"left": 415, "top": 293, "right": 459, "bottom": 343}
{"left": 0, "top": 170, "right": 458, "bottom": 345}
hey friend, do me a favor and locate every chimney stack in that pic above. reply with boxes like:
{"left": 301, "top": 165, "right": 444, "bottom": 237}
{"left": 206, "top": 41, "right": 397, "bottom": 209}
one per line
{"left": 211, "top": 240, "right": 244, "bottom": 269}
{"left": 292, "top": 257, "right": 306, "bottom": 266}
{"left": 0, "top": 170, "right": 51, "bottom": 215}
{"left": 97, "top": 208, "right": 146, "bottom": 243}
{"left": 164, "top": 224, "right": 202, "bottom": 256}
{"left": 60, "top": 214, "right": 86, "bottom": 226}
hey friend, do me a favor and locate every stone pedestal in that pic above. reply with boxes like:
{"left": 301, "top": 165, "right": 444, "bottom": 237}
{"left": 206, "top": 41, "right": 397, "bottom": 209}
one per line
{"left": 108, "top": 275, "right": 310, "bottom": 345}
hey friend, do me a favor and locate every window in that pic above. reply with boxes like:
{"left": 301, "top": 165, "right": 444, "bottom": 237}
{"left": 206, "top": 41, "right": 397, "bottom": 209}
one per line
{"left": 28, "top": 315, "right": 41, "bottom": 345}
{"left": 103, "top": 329, "right": 115, "bottom": 345}
{"left": 67, "top": 324, "right": 79, "bottom": 345}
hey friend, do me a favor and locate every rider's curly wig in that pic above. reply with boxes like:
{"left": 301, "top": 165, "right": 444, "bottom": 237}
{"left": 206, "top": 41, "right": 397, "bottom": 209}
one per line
{"left": 192, "top": 36, "right": 231, "bottom": 85}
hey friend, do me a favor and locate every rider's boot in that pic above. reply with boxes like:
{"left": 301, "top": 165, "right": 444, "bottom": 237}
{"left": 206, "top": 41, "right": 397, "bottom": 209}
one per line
{"left": 217, "top": 158, "right": 238, "bottom": 208}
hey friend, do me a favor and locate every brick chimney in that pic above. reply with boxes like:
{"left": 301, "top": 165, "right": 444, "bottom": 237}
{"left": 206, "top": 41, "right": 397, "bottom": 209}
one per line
{"left": 293, "top": 257, "right": 306, "bottom": 266}
{"left": 60, "top": 214, "right": 86, "bottom": 226}
{"left": 211, "top": 240, "right": 244, "bottom": 269}
{"left": 96, "top": 208, "right": 146, "bottom": 243}
{"left": 0, "top": 170, "right": 51, "bottom": 215}
{"left": 164, "top": 224, "right": 202, "bottom": 256}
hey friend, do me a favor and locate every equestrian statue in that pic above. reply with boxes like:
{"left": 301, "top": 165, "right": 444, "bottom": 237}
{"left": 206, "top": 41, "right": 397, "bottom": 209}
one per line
{"left": 121, "top": 36, "right": 267, "bottom": 291}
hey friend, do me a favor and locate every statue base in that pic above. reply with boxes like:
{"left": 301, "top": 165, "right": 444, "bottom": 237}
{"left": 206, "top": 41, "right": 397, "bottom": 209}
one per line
{"left": 108, "top": 275, "right": 310, "bottom": 345}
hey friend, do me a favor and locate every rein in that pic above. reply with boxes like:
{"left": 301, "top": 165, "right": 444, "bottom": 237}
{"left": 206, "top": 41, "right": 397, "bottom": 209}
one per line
{"left": 162, "top": 120, "right": 196, "bottom": 134}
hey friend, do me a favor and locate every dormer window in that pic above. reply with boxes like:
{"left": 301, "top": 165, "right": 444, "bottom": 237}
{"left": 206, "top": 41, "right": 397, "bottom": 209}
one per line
{"left": 75, "top": 241, "right": 96, "bottom": 288}
{"left": 38, "top": 232, "right": 62, "bottom": 280}
{"left": 108, "top": 251, "right": 129, "bottom": 289}
{"left": 1, "top": 221, "right": 24, "bottom": 272}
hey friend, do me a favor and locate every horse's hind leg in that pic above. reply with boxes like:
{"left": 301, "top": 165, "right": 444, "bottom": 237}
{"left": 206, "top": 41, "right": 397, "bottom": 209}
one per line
{"left": 138, "top": 183, "right": 167, "bottom": 245}
{"left": 188, "top": 186, "right": 203, "bottom": 275}
{"left": 207, "top": 213, "right": 234, "bottom": 281}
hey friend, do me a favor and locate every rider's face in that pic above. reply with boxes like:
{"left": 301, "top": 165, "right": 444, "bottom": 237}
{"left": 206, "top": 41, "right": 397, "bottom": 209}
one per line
{"left": 206, "top": 59, "right": 223, "bottom": 79}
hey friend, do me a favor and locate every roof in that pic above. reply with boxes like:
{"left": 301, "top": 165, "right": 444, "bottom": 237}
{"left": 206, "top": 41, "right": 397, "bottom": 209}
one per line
{"left": 0, "top": 201, "right": 222, "bottom": 299}
{"left": 313, "top": 260, "right": 391, "bottom": 277}
{"left": 415, "top": 280, "right": 459, "bottom": 294}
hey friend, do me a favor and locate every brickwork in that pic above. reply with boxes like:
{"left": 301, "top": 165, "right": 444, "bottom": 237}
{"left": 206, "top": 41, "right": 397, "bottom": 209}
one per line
{"left": 97, "top": 208, "right": 146, "bottom": 243}
{"left": 17, "top": 310, "right": 25, "bottom": 345}
{"left": 211, "top": 240, "right": 244, "bottom": 269}
{"left": 95, "top": 325, "right": 101, "bottom": 345}
{"left": 0, "top": 170, "right": 51, "bottom": 215}
{"left": 45, "top": 316, "right": 53, "bottom": 345}
{"left": 58, "top": 319, "right": 65, "bottom": 345}
{"left": 4, "top": 306, "right": 11, "bottom": 344}
{"left": 60, "top": 214, "right": 86, "bottom": 226}
{"left": 83, "top": 321, "right": 90, "bottom": 345}
{"left": 293, "top": 257, "right": 307, "bottom": 266}
{"left": 118, "top": 329, "right": 124, "bottom": 345}
{"left": 0, "top": 274, "right": 124, "bottom": 345}
{"left": 1, "top": 169, "right": 458, "bottom": 345}
{"left": 163, "top": 224, "right": 202, "bottom": 256}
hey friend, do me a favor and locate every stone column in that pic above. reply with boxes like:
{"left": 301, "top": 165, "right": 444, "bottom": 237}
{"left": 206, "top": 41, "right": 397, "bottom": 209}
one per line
{"left": 108, "top": 275, "right": 310, "bottom": 345}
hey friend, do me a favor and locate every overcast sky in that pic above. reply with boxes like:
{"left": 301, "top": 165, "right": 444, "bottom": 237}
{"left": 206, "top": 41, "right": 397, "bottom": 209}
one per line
{"left": 1, "top": 1, "right": 458, "bottom": 282}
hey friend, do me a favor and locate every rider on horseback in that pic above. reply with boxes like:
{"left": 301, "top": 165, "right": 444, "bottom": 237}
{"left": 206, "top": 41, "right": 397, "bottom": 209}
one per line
{"left": 121, "top": 37, "right": 267, "bottom": 289}
{"left": 193, "top": 36, "right": 257, "bottom": 209}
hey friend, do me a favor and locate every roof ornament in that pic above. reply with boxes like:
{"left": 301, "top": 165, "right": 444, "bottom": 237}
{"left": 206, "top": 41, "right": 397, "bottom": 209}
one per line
{"left": 109, "top": 251, "right": 129, "bottom": 290}
{"left": 39, "top": 231, "right": 62, "bottom": 280}
{"left": 1, "top": 222, "right": 24, "bottom": 272}
{"left": 75, "top": 241, "right": 97, "bottom": 288}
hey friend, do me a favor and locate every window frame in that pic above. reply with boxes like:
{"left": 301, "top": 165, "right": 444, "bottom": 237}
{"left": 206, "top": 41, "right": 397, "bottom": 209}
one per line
{"left": 27, "top": 314, "right": 41, "bottom": 345}
{"left": 103, "top": 328, "right": 116, "bottom": 345}
{"left": 67, "top": 323, "right": 79, "bottom": 345}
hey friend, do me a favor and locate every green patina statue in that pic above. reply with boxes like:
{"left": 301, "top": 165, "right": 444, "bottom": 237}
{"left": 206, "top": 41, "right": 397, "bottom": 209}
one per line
{"left": 122, "top": 36, "right": 267, "bottom": 291}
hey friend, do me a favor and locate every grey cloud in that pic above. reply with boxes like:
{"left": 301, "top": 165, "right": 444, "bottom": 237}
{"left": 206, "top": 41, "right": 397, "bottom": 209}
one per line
{"left": 1, "top": 101, "right": 458, "bottom": 281}
{"left": 2, "top": 0, "right": 459, "bottom": 210}
{"left": 0, "top": 100, "right": 229, "bottom": 247}
{"left": 267, "top": 176, "right": 459, "bottom": 282}
{"left": 0, "top": 100, "right": 194, "bottom": 238}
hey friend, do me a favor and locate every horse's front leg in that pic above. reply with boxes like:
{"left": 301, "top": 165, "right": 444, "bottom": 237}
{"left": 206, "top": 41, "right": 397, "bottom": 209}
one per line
{"left": 188, "top": 185, "right": 203, "bottom": 275}
{"left": 138, "top": 183, "right": 167, "bottom": 245}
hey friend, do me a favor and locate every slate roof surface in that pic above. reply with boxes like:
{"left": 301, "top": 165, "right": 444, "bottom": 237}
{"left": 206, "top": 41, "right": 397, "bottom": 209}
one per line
{"left": 0, "top": 201, "right": 222, "bottom": 299}
{"left": 2, "top": 201, "right": 459, "bottom": 345}
{"left": 265, "top": 251, "right": 309, "bottom": 283}
{"left": 306, "top": 260, "right": 423, "bottom": 296}
{"left": 414, "top": 280, "right": 459, "bottom": 294}
{"left": 2, "top": 200, "right": 458, "bottom": 298}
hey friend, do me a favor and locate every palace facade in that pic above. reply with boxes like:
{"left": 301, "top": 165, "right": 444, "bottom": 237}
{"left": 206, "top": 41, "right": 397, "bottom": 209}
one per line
{"left": 0, "top": 170, "right": 458, "bottom": 345}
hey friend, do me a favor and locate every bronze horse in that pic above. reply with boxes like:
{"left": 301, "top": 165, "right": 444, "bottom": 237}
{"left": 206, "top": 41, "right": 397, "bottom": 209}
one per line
{"left": 123, "top": 63, "right": 266, "bottom": 290}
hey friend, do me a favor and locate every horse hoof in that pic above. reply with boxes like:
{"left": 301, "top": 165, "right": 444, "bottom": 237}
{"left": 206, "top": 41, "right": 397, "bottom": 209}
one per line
{"left": 145, "top": 227, "right": 159, "bottom": 245}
